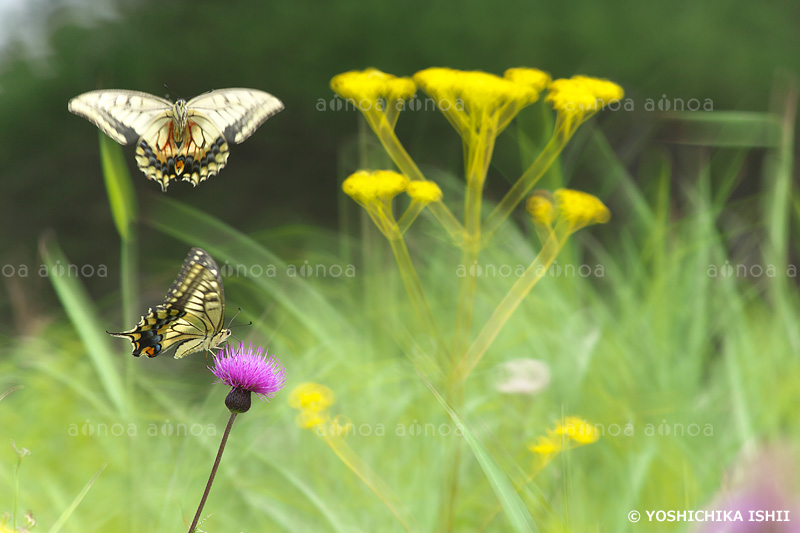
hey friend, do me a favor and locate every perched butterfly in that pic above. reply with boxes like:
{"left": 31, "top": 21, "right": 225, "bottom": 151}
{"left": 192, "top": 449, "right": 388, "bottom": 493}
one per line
{"left": 68, "top": 88, "right": 283, "bottom": 191}
{"left": 108, "top": 248, "right": 231, "bottom": 358}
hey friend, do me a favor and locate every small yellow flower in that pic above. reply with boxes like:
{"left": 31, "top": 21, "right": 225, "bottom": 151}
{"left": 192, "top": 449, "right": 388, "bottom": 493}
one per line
{"left": 528, "top": 436, "right": 561, "bottom": 456}
{"left": 572, "top": 75, "right": 624, "bottom": 104}
{"left": 529, "top": 416, "right": 600, "bottom": 464}
{"left": 342, "top": 170, "right": 409, "bottom": 205}
{"left": 553, "top": 416, "right": 600, "bottom": 445}
{"left": 504, "top": 68, "right": 552, "bottom": 93}
{"left": 546, "top": 75, "right": 623, "bottom": 136}
{"left": 525, "top": 190, "right": 556, "bottom": 228}
{"left": 546, "top": 78, "right": 602, "bottom": 114}
{"left": 553, "top": 189, "right": 610, "bottom": 231}
{"left": 407, "top": 181, "right": 443, "bottom": 204}
{"left": 289, "top": 382, "right": 335, "bottom": 412}
{"left": 290, "top": 383, "right": 336, "bottom": 429}
{"left": 331, "top": 68, "right": 416, "bottom": 107}
{"left": 296, "top": 408, "right": 331, "bottom": 429}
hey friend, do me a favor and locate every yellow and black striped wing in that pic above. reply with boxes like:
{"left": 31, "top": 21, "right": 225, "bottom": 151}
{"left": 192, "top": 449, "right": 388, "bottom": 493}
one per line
{"left": 108, "top": 248, "right": 231, "bottom": 359}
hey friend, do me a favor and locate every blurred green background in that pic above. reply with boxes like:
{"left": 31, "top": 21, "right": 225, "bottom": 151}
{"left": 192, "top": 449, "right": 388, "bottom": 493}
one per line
{"left": 0, "top": 0, "right": 796, "bottom": 334}
{"left": 1, "top": 0, "right": 799, "bottom": 531}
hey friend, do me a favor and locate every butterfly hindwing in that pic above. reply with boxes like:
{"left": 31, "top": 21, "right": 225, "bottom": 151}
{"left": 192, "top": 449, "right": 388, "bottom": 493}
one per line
{"left": 133, "top": 115, "right": 229, "bottom": 191}
{"left": 108, "top": 248, "right": 231, "bottom": 359}
{"left": 69, "top": 88, "right": 283, "bottom": 191}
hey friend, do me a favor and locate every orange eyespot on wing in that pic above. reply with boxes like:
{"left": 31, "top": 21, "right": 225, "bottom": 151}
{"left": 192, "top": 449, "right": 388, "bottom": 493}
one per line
{"left": 142, "top": 346, "right": 157, "bottom": 357}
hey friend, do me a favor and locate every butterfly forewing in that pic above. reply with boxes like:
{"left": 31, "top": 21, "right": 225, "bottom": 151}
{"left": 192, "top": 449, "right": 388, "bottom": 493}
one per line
{"left": 108, "top": 248, "right": 231, "bottom": 359}
{"left": 187, "top": 88, "right": 284, "bottom": 143}
{"left": 69, "top": 88, "right": 283, "bottom": 191}
{"left": 68, "top": 90, "right": 173, "bottom": 145}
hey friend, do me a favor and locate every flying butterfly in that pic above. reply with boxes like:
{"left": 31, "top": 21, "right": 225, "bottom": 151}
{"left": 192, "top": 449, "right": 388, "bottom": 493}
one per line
{"left": 108, "top": 248, "right": 231, "bottom": 358}
{"left": 68, "top": 88, "right": 283, "bottom": 191}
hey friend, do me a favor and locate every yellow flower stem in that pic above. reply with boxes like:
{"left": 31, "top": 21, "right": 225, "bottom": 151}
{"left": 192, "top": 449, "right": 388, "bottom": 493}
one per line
{"left": 397, "top": 201, "right": 427, "bottom": 234}
{"left": 387, "top": 235, "right": 444, "bottom": 358}
{"left": 443, "top": 127, "right": 496, "bottom": 530}
{"left": 384, "top": 98, "right": 402, "bottom": 129}
{"left": 322, "top": 432, "right": 420, "bottom": 532}
{"left": 363, "top": 110, "right": 466, "bottom": 244}
{"left": 481, "top": 132, "right": 569, "bottom": 245}
{"left": 362, "top": 204, "right": 396, "bottom": 239}
{"left": 454, "top": 229, "right": 567, "bottom": 381}
{"left": 452, "top": 129, "right": 495, "bottom": 360}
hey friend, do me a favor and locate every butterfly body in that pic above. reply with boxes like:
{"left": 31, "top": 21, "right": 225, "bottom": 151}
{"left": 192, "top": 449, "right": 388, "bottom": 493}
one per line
{"left": 68, "top": 89, "right": 283, "bottom": 191}
{"left": 108, "top": 248, "right": 231, "bottom": 358}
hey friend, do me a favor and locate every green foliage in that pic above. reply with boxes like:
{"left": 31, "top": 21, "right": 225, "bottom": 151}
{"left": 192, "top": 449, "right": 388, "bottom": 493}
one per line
{"left": 3, "top": 92, "right": 800, "bottom": 529}
{"left": 0, "top": 2, "right": 799, "bottom": 531}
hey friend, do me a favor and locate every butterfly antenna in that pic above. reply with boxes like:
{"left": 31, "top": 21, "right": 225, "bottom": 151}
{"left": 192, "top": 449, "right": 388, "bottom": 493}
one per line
{"left": 227, "top": 307, "right": 254, "bottom": 330}
{"left": 226, "top": 307, "right": 242, "bottom": 330}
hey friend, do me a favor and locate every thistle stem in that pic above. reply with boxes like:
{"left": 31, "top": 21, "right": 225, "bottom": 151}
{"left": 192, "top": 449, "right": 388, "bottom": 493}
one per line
{"left": 188, "top": 412, "right": 238, "bottom": 533}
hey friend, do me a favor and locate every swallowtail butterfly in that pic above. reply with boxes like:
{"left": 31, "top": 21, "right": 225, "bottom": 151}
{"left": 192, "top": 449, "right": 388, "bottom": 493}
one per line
{"left": 108, "top": 248, "right": 231, "bottom": 358}
{"left": 68, "top": 88, "right": 283, "bottom": 191}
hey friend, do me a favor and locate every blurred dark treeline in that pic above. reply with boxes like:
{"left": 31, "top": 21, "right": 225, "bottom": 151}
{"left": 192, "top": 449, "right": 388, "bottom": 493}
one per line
{"left": 0, "top": 0, "right": 796, "bottom": 335}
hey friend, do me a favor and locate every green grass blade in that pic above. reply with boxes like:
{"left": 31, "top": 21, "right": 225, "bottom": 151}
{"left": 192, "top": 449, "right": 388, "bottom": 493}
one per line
{"left": 421, "top": 376, "right": 538, "bottom": 533}
{"left": 254, "top": 451, "right": 353, "bottom": 533}
{"left": 39, "top": 235, "right": 128, "bottom": 417}
{"left": 120, "top": 229, "right": 139, "bottom": 346}
{"left": 99, "top": 133, "right": 138, "bottom": 241}
{"left": 660, "top": 111, "right": 782, "bottom": 147}
{"left": 47, "top": 462, "right": 108, "bottom": 533}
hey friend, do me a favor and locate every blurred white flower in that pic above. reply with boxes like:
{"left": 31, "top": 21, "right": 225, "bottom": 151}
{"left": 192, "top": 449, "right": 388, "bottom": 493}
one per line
{"left": 494, "top": 358, "right": 551, "bottom": 395}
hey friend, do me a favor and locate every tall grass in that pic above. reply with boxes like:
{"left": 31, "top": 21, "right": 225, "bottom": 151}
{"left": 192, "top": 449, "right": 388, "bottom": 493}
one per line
{"left": 1, "top": 79, "right": 798, "bottom": 532}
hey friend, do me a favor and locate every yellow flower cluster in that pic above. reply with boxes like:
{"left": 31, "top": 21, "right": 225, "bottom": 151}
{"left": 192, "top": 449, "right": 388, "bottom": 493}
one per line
{"left": 526, "top": 188, "right": 610, "bottom": 234}
{"left": 331, "top": 68, "right": 416, "bottom": 107}
{"left": 407, "top": 181, "right": 443, "bottom": 204}
{"left": 413, "top": 67, "right": 551, "bottom": 138}
{"left": 342, "top": 170, "right": 409, "bottom": 206}
{"left": 525, "top": 190, "right": 556, "bottom": 227}
{"left": 503, "top": 67, "right": 553, "bottom": 93}
{"left": 289, "top": 382, "right": 336, "bottom": 429}
{"left": 342, "top": 170, "right": 445, "bottom": 237}
{"left": 555, "top": 188, "right": 611, "bottom": 230}
{"left": 545, "top": 75, "right": 624, "bottom": 136}
{"left": 529, "top": 416, "right": 600, "bottom": 457}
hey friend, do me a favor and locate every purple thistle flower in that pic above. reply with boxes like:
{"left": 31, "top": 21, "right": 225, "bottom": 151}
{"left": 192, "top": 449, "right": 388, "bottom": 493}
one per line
{"left": 210, "top": 342, "right": 286, "bottom": 413}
